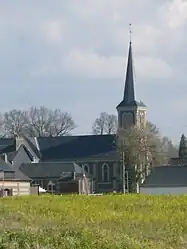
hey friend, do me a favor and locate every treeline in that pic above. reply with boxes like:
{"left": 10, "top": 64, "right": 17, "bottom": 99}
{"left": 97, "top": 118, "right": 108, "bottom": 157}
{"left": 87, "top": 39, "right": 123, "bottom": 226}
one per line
{"left": 0, "top": 106, "right": 76, "bottom": 137}
{"left": 0, "top": 107, "right": 178, "bottom": 165}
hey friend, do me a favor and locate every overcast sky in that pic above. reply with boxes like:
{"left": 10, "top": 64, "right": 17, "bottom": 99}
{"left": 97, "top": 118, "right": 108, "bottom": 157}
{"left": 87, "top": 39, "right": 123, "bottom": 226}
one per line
{"left": 0, "top": 0, "right": 187, "bottom": 143}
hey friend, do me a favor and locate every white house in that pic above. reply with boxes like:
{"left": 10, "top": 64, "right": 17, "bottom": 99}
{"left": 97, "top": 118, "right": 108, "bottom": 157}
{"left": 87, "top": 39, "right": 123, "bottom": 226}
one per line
{"left": 140, "top": 166, "right": 187, "bottom": 195}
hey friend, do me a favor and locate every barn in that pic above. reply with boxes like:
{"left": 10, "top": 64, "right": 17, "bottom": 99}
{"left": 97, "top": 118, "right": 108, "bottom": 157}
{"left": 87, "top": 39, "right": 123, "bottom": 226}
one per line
{"left": 140, "top": 166, "right": 187, "bottom": 195}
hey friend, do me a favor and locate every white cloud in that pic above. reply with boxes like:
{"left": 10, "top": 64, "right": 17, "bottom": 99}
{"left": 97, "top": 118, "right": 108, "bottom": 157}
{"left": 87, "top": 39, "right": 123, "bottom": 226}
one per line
{"left": 135, "top": 56, "right": 173, "bottom": 79}
{"left": 160, "top": 0, "right": 187, "bottom": 29}
{"left": 40, "top": 20, "right": 65, "bottom": 43}
{"left": 62, "top": 49, "right": 172, "bottom": 79}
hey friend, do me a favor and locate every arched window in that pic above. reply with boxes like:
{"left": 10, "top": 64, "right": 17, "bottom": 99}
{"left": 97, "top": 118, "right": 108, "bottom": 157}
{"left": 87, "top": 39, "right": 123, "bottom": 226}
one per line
{"left": 102, "top": 164, "right": 109, "bottom": 182}
{"left": 83, "top": 164, "right": 89, "bottom": 175}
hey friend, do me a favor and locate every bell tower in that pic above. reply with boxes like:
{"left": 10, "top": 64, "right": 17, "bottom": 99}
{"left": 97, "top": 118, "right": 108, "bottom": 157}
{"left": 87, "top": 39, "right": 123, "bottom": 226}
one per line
{"left": 116, "top": 27, "right": 147, "bottom": 133}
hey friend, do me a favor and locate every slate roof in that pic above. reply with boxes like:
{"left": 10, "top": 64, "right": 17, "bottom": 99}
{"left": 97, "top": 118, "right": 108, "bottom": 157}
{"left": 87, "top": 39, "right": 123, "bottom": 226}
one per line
{"left": 14, "top": 169, "right": 31, "bottom": 181}
{"left": 141, "top": 166, "right": 187, "bottom": 188}
{"left": 0, "top": 138, "right": 15, "bottom": 154}
{"left": 20, "top": 161, "right": 83, "bottom": 178}
{"left": 116, "top": 42, "right": 146, "bottom": 109}
{"left": 85, "top": 150, "right": 119, "bottom": 161}
{"left": 0, "top": 157, "right": 14, "bottom": 171}
{"left": 117, "top": 100, "right": 146, "bottom": 108}
{"left": 0, "top": 156, "right": 30, "bottom": 181}
{"left": 38, "top": 135, "right": 116, "bottom": 161}
{"left": 23, "top": 135, "right": 41, "bottom": 159}
{"left": 6, "top": 144, "right": 34, "bottom": 162}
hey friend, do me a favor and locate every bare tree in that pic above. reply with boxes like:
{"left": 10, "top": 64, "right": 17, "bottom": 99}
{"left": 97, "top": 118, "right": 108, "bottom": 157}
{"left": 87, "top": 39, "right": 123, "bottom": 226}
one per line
{"left": 3, "top": 109, "right": 28, "bottom": 137}
{"left": 27, "top": 106, "right": 52, "bottom": 137}
{"left": 146, "top": 122, "right": 178, "bottom": 165}
{"left": 27, "top": 106, "right": 76, "bottom": 137}
{"left": 92, "top": 112, "right": 117, "bottom": 135}
{"left": 48, "top": 109, "right": 76, "bottom": 136}
{"left": 146, "top": 121, "right": 159, "bottom": 136}
{"left": 0, "top": 113, "right": 6, "bottom": 137}
{"left": 117, "top": 125, "right": 152, "bottom": 193}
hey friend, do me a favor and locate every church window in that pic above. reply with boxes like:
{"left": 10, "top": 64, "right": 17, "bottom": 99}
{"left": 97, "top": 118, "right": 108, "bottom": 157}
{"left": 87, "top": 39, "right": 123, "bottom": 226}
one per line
{"left": 102, "top": 163, "right": 109, "bottom": 182}
{"left": 83, "top": 164, "right": 90, "bottom": 175}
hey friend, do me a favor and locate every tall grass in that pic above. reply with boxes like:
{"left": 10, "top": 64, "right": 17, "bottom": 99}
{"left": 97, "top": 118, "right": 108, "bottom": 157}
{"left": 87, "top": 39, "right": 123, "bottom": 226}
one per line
{"left": 0, "top": 194, "right": 187, "bottom": 248}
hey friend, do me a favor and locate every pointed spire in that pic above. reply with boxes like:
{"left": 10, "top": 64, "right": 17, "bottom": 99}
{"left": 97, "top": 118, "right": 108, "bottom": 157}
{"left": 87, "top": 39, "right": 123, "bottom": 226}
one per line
{"left": 117, "top": 24, "right": 146, "bottom": 109}
{"left": 123, "top": 37, "right": 135, "bottom": 104}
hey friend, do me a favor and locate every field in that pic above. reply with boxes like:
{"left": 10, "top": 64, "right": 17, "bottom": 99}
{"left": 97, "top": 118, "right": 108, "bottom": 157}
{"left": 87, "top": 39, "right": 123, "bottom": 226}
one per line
{"left": 0, "top": 195, "right": 187, "bottom": 249}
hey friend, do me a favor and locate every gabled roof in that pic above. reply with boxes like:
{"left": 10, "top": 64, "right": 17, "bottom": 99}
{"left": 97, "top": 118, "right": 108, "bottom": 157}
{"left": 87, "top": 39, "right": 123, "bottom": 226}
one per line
{"left": 38, "top": 135, "right": 116, "bottom": 161}
{"left": 20, "top": 161, "right": 82, "bottom": 178}
{"left": 23, "top": 135, "right": 41, "bottom": 159}
{"left": 141, "top": 166, "right": 187, "bottom": 188}
{"left": 7, "top": 144, "right": 34, "bottom": 162}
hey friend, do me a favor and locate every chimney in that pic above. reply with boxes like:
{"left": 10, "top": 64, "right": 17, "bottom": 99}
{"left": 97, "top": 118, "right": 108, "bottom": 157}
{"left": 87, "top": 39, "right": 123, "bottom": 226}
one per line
{"left": 15, "top": 135, "right": 25, "bottom": 150}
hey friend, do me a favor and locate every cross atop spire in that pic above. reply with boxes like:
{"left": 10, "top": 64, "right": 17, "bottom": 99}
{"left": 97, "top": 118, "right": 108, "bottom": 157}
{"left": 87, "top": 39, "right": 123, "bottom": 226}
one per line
{"left": 129, "top": 23, "right": 132, "bottom": 43}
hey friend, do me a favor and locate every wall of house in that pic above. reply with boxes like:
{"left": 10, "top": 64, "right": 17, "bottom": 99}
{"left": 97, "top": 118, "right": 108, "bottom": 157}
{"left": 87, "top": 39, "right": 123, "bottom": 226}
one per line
{"left": 140, "top": 187, "right": 187, "bottom": 195}
{"left": 0, "top": 181, "right": 30, "bottom": 196}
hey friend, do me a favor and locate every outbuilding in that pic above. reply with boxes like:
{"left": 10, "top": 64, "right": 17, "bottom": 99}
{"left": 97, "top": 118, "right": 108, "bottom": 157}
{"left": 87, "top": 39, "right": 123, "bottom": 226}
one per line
{"left": 140, "top": 166, "right": 187, "bottom": 195}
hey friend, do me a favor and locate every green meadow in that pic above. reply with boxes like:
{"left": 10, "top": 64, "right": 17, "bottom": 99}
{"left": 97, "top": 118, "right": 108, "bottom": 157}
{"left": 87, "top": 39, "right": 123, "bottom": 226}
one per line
{"left": 0, "top": 194, "right": 187, "bottom": 248}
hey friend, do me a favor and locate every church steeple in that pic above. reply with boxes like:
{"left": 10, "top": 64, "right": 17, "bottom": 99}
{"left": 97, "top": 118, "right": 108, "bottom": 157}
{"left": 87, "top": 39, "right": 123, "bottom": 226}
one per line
{"left": 116, "top": 25, "right": 147, "bottom": 131}
{"left": 123, "top": 41, "right": 135, "bottom": 105}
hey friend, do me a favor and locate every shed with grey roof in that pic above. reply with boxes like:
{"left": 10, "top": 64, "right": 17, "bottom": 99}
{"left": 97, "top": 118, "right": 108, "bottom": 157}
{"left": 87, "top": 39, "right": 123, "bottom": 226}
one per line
{"left": 140, "top": 166, "right": 187, "bottom": 195}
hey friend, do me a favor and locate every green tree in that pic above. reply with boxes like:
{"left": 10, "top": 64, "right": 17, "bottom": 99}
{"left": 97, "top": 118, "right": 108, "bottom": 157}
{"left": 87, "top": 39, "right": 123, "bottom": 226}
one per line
{"left": 178, "top": 134, "right": 187, "bottom": 158}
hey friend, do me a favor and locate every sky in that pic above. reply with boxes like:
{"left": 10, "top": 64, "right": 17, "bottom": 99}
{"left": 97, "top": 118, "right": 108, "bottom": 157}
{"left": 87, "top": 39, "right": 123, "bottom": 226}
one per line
{"left": 0, "top": 0, "right": 187, "bottom": 143}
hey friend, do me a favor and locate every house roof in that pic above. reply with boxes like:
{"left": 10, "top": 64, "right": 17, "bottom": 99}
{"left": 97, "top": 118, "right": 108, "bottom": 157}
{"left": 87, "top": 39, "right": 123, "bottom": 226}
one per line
{"left": 38, "top": 135, "right": 116, "bottom": 161}
{"left": 0, "top": 138, "right": 15, "bottom": 154}
{"left": 0, "top": 156, "right": 30, "bottom": 181}
{"left": 7, "top": 144, "right": 34, "bottom": 162}
{"left": 141, "top": 166, "right": 187, "bottom": 188}
{"left": 14, "top": 169, "right": 31, "bottom": 181}
{"left": 20, "top": 161, "right": 83, "bottom": 178}
{"left": 23, "top": 135, "right": 41, "bottom": 159}
{"left": 0, "top": 157, "right": 14, "bottom": 172}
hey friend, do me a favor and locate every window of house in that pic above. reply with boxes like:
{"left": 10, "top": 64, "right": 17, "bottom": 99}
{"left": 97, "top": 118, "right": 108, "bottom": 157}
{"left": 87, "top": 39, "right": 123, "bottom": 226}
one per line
{"left": 102, "top": 164, "right": 109, "bottom": 182}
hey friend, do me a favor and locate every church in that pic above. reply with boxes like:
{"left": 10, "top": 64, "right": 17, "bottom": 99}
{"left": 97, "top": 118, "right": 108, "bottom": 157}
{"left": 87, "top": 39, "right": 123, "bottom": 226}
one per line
{"left": 0, "top": 40, "right": 148, "bottom": 193}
